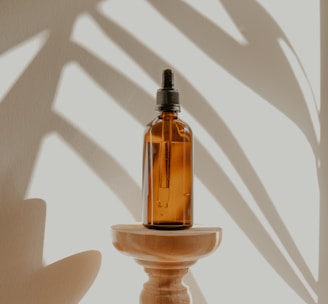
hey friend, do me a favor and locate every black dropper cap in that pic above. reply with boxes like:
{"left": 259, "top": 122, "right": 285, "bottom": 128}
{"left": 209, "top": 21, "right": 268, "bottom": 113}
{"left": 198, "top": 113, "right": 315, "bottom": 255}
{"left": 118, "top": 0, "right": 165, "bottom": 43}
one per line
{"left": 155, "top": 69, "right": 180, "bottom": 112}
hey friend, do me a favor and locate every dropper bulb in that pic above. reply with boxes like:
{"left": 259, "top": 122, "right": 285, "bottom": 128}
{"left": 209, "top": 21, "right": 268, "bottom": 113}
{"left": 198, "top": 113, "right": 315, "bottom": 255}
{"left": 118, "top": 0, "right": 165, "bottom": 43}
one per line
{"left": 162, "top": 69, "right": 174, "bottom": 89}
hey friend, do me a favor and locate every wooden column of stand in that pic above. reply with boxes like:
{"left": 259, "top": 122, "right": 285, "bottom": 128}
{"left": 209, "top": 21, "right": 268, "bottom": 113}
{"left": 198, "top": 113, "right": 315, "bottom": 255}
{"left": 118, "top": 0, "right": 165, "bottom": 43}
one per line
{"left": 111, "top": 224, "right": 222, "bottom": 304}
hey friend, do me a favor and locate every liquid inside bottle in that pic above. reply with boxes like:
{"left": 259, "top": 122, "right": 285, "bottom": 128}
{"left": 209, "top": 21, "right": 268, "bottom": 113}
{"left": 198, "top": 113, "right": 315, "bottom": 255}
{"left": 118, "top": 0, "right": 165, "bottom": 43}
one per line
{"left": 142, "top": 107, "right": 193, "bottom": 230}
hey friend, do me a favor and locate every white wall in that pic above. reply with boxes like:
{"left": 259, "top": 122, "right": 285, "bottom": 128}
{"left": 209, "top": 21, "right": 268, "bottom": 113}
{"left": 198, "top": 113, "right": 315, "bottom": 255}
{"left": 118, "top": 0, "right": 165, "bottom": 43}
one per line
{"left": 0, "top": 0, "right": 325, "bottom": 303}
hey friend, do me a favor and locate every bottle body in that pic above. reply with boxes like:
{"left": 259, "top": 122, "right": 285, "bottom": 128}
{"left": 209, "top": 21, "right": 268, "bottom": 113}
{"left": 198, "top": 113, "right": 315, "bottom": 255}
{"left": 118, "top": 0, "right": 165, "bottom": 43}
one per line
{"left": 142, "top": 112, "right": 193, "bottom": 230}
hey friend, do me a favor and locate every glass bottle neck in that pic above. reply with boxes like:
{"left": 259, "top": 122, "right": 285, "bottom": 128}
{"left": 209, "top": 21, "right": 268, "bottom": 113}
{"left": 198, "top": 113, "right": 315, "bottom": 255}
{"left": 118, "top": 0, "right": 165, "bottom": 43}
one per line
{"left": 159, "top": 111, "right": 178, "bottom": 119}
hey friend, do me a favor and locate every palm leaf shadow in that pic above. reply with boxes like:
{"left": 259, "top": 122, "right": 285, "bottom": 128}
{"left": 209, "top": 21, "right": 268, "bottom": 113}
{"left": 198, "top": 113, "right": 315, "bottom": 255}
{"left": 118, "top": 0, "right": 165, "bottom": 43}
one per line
{"left": 90, "top": 8, "right": 316, "bottom": 302}
{"left": 0, "top": 0, "right": 98, "bottom": 54}
{"left": 0, "top": 0, "right": 142, "bottom": 226}
{"left": 148, "top": 0, "right": 318, "bottom": 153}
{"left": 53, "top": 114, "right": 142, "bottom": 220}
{"left": 0, "top": 4, "right": 206, "bottom": 301}
{"left": 72, "top": 28, "right": 315, "bottom": 302}
{"left": 0, "top": 0, "right": 322, "bottom": 302}
{"left": 0, "top": 1, "right": 103, "bottom": 301}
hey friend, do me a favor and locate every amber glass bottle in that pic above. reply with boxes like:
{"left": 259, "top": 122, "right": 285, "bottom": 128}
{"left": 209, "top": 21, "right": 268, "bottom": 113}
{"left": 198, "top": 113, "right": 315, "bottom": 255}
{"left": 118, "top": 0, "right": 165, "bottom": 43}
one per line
{"left": 142, "top": 69, "right": 193, "bottom": 230}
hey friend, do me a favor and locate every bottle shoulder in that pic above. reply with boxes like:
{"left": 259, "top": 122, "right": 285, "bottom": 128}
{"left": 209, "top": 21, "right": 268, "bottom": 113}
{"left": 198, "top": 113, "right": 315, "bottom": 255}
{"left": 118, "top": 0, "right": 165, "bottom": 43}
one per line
{"left": 144, "top": 115, "right": 192, "bottom": 142}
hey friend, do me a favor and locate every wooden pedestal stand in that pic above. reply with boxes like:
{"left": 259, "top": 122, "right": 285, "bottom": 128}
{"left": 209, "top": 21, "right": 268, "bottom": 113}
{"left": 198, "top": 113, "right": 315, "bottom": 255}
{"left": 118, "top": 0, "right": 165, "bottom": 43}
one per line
{"left": 111, "top": 224, "right": 222, "bottom": 304}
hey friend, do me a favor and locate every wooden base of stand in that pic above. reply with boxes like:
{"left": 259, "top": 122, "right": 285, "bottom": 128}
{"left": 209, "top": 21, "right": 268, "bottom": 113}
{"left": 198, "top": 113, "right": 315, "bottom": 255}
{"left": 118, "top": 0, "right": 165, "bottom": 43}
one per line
{"left": 111, "top": 224, "right": 222, "bottom": 304}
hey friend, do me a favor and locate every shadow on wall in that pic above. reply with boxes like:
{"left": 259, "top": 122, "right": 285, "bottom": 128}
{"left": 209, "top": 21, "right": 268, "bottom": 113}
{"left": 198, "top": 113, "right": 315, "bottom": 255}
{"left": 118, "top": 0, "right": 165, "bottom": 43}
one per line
{"left": 0, "top": 0, "right": 326, "bottom": 303}
{"left": 0, "top": 0, "right": 103, "bottom": 303}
